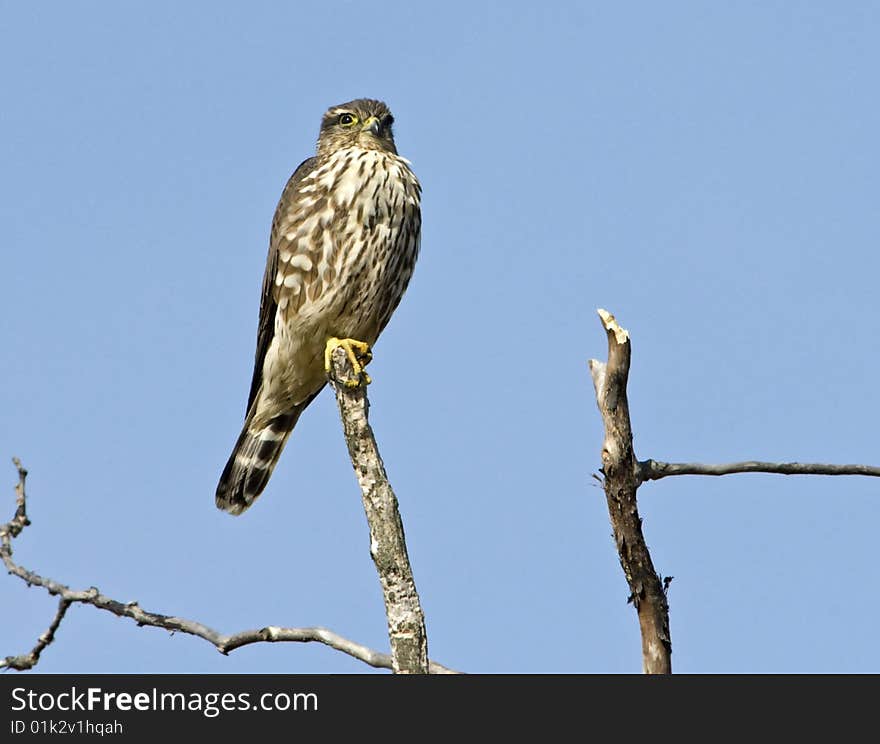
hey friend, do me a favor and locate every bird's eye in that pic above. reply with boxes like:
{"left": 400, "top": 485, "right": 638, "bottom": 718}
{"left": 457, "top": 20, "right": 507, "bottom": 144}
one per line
{"left": 382, "top": 114, "right": 394, "bottom": 127}
{"left": 338, "top": 113, "right": 357, "bottom": 126}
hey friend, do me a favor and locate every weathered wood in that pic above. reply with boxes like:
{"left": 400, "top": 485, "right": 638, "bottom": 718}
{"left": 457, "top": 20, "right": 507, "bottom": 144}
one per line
{"left": 640, "top": 460, "right": 880, "bottom": 481}
{"left": 1, "top": 458, "right": 453, "bottom": 673}
{"left": 328, "top": 347, "right": 429, "bottom": 674}
{"left": 589, "top": 309, "right": 671, "bottom": 674}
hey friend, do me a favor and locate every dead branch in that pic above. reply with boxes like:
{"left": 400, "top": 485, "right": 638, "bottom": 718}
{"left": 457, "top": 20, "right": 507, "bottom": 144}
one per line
{"left": 327, "top": 346, "right": 429, "bottom": 674}
{"left": 640, "top": 460, "right": 880, "bottom": 481}
{"left": 587, "top": 309, "right": 880, "bottom": 674}
{"left": 588, "top": 309, "right": 672, "bottom": 674}
{"left": 3, "top": 598, "right": 71, "bottom": 671}
{"left": 1, "top": 459, "right": 456, "bottom": 674}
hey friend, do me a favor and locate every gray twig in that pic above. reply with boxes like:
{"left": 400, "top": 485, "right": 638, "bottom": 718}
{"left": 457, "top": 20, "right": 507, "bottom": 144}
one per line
{"left": 639, "top": 460, "right": 880, "bottom": 481}
{"left": 3, "top": 598, "right": 71, "bottom": 671}
{"left": 1, "top": 459, "right": 456, "bottom": 674}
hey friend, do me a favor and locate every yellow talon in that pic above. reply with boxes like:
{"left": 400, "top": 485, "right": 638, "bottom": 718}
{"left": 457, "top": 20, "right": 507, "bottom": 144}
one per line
{"left": 325, "top": 337, "right": 373, "bottom": 387}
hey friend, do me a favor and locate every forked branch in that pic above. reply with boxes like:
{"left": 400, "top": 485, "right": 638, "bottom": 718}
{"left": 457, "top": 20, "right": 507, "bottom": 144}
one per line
{"left": 1, "top": 459, "right": 455, "bottom": 673}
{"left": 587, "top": 308, "right": 880, "bottom": 674}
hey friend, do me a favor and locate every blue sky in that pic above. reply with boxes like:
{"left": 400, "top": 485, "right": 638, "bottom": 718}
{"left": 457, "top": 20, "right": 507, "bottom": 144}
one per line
{"left": 2, "top": 2, "right": 878, "bottom": 673}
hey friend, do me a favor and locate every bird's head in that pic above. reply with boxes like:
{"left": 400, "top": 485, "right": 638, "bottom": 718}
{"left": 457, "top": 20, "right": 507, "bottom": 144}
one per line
{"left": 317, "top": 98, "right": 397, "bottom": 157}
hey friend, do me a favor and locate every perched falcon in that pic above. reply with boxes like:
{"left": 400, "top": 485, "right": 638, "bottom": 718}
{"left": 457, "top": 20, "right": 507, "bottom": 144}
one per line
{"left": 216, "top": 98, "right": 421, "bottom": 515}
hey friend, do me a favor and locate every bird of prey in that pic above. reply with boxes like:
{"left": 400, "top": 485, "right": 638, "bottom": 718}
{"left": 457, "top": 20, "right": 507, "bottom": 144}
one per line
{"left": 216, "top": 98, "right": 421, "bottom": 515}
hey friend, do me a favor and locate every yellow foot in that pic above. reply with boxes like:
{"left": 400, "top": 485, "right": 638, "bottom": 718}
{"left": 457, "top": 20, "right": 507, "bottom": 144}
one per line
{"left": 324, "top": 337, "right": 373, "bottom": 387}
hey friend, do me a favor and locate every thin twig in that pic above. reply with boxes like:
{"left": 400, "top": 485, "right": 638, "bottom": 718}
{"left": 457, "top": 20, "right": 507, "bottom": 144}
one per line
{"left": 640, "top": 460, "right": 880, "bottom": 482}
{"left": 3, "top": 598, "right": 71, "bottom": 671}
{"left": 327, "top": 346, "right": 429, "bottom": 674}
{"left": 1, "top": 459, "right": 456, "bottom": 674}
{"left": 0, "top": 457, "right": 30, "bottom": 549}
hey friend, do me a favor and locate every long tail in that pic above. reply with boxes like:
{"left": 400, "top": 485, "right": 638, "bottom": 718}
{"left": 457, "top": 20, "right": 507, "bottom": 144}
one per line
{"left": 215, "top": 406, "right": 304, "bottom": 515}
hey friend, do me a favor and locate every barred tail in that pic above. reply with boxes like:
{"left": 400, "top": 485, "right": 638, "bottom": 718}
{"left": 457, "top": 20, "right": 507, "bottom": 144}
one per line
{"left": 215, "top": 409, "right": 302, "bottom": 515}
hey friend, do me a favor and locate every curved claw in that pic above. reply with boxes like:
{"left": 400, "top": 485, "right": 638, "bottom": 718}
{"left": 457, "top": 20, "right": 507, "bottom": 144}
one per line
{"left": 325, "top": 337, "right": 373, "bottom": 387}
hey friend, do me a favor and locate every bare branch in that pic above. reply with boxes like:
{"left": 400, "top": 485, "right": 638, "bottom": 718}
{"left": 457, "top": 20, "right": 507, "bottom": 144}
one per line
{"left": 0, "top": 457, "right": 30, "bottom": 549}
{"left": 589, "top": 309, "right": 672, "bottom": 674}
{"left": 3, "top": 598, "right": 71, "bottom": 671}
{"left": 327, "top": 346, "right": 429, "bottom": 674}
{"left": 2, "top": 460, "right": 457, "bottom": 674}
{"left": 640, "top": 460, "right": 880, "bottom": 482}
{"left": 587, "top": 310, "right": 880, "bottom": 673}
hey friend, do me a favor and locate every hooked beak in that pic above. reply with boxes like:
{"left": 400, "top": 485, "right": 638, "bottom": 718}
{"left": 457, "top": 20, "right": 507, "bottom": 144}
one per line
{"left": 362, "top": 116, "right": 381, "bottom": 136}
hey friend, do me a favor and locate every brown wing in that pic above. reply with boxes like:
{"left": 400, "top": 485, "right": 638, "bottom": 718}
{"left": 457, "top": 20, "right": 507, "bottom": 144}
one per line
{"left": 245, "top": 156, "right": 318, "bottom": 412}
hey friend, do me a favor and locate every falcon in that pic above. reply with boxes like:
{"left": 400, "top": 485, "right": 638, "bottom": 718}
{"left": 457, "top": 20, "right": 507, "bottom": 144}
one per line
{"left": 216, "top": 99, "right": 421, "bottom": 515}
